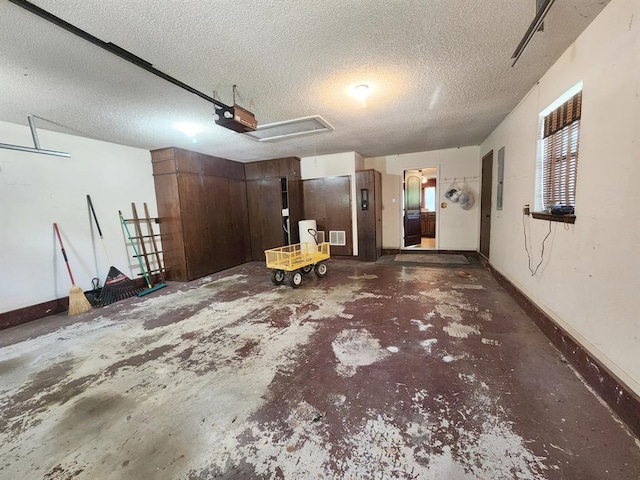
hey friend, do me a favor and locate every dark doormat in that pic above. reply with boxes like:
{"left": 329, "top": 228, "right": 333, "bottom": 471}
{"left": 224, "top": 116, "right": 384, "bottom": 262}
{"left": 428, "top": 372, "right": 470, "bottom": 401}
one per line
{"left": 394, "top": 254, "right": 469, "bottom": 264}
{"left": 377, "top": 253, "right": 483, "bottom": 268}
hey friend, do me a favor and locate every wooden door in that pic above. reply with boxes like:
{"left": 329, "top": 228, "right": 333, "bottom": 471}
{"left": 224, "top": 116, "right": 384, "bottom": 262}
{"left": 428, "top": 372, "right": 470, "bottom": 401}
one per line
{"left": 480, "top": 151, "right": 493, "bottom": 259}
{"left": 356, "top": 170, "right": 381, "bottom": 261}
{"left": 404, "top": 174, "right": 422, "bottom": 246}
{"left": 246, "top": 178, "right": 284, "bottom": 261}
{"left": 374, "top": 170, "right": 382, "bottom": 257}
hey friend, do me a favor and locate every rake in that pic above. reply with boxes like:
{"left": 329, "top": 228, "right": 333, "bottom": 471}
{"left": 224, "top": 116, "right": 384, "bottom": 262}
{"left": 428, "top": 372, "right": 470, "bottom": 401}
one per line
{"left": 87, "top": 195, "right": 142, "bottom": 305}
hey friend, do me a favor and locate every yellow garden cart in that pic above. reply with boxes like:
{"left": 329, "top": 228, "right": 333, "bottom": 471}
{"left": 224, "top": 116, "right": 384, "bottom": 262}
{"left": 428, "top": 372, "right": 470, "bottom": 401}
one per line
{"left": 265, "top": 242, "right": 330, "bottom": 288}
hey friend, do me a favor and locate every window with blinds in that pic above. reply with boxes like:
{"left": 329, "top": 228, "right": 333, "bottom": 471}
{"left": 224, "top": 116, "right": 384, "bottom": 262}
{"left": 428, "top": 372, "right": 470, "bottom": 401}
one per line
{"left": 538, "top": 90, "right": 582, "bottom": 211}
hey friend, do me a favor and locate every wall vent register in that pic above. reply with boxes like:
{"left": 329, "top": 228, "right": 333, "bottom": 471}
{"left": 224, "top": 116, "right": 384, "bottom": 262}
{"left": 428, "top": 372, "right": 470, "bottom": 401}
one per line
{"left": 329, "top": 231, "right": 346, "bottom": 246}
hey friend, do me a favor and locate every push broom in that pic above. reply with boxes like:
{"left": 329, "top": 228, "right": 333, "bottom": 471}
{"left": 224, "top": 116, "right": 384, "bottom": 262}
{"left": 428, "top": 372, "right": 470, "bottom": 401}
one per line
{"left": 119, "top": 210, "right": 166, "bottom": 297}
{"left": 53, "top": 223, "right": 92, "bottom": 316}
{"left": 87, "top": 195, "right": 142, "bottom": 305}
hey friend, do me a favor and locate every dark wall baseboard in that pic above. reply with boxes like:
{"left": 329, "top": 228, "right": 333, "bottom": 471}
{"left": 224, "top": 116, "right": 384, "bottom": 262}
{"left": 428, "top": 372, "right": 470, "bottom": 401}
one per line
{"left": 0, "top": 297, "right": 69, "bottom": 330}
{"left": 0, "top": 274, "right": 163, "bottom": 331}
{"left": 487, "top": 263, "right": 640, "bottom": 438}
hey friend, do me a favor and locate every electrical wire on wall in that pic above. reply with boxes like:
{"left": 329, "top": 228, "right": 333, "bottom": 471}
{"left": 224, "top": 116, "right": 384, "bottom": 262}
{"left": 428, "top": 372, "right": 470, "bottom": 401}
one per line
{"left": 523, "top": 215, "right": 552, "bottom": 276}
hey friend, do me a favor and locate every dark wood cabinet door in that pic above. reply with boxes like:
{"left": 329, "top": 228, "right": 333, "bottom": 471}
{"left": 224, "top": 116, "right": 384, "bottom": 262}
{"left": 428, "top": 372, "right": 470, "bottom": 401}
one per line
{"left": 247, "top": 178, "right": 285, "bottom": 260}
{"left": 228, "top": 179, "right": 251, "bottom": 263}
{"left": 203, "top": 176, "right": 231, "bottom": 271}
{"left": 178, "top": 173, "right": 212, "bottom": 279}
{"left": 426, "top": 213, "right": 436, "bottom": 238}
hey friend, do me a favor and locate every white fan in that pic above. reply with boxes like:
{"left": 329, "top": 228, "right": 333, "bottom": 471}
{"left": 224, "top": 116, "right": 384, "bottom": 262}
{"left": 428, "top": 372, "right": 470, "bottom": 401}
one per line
{"left": 459, "top": 189, "right": 475, "bottom": 210}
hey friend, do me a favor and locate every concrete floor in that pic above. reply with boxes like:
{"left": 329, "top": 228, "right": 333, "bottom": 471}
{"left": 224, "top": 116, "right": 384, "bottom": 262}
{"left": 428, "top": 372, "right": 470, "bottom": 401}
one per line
{"left": 1, "top": 258, "right": 639, "bottom": 479}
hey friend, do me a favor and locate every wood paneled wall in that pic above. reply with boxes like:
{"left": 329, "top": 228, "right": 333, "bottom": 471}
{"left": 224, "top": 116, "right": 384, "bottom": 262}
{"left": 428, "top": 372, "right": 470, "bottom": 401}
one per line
{"left": 245, "top": 157, "right": 303, "bottom": 261}
{"left": 151, "top": 147, "right": 251, "bottom": 281}
{"left": 302, "top": 176, "right": 352, "bottom": 256}
{"left": 356, "top": 170, "right": 382, "bottom": 261}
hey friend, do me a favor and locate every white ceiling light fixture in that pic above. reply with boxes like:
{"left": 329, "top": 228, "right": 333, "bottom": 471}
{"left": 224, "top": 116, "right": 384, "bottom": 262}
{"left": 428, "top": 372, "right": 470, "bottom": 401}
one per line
{"left": 244, "top": 116, "right": 333, "bottom": 142}
{"left": 174, "top": 122, "right": 205, "bottom": 138}
{"left": 352, "top": 84, "right": 371, "bottom": 103}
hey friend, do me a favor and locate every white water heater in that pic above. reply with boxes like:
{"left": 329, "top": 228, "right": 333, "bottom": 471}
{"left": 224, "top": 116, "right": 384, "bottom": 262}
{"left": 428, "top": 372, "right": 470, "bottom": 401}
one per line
{"left": 298, "top": 220, "right": 318, "bottom": 247}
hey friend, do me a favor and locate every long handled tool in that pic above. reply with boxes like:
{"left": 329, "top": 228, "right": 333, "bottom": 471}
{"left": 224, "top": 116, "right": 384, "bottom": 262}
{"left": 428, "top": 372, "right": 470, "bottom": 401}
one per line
{"left": 119, "top": 210, "right": 166, "bottom": 297}
{"left": 87, "top": 195, "right": 142, "bottom": 305}
{"left": 53, "top": 223, "right": 92, "bottom": 316}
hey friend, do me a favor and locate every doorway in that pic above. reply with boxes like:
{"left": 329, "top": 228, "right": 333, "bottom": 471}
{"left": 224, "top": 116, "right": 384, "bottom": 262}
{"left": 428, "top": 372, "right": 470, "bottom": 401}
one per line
{"left": 479, "top": 151, "right": 493, "bottom": 259}
{"left": 403, "top": 167, "right": 438, "bottom": 250}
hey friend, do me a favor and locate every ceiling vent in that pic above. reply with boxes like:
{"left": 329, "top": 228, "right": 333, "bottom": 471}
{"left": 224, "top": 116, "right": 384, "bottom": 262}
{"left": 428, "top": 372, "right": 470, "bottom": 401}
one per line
{"left": 244, "top": 116, "right": 333, "bottom": 142}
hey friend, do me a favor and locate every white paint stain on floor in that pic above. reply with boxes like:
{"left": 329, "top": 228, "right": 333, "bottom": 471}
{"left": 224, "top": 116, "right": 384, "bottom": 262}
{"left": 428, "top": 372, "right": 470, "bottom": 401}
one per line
{"left": 436, "top": 304, "right": 464, "bottom": 321}
{"left": 347, "top": 274, "right": 378, "bottom": 280}
{"left": 0, "top": 275, "right": 368, "bottom": 480}
{"left": 228, "top": 391, "right": 552, "bottom": 480}
{"left": 443, "top": 322, "right": 481, "bottom": 339}
{"left": 420, "top": 338, "right": 438, "bottom": 353}
{"left": 411, "top": 319, "right": 434, "bottom": 331}
{"left": 331, "top": 329, "right": 389, "bottom": 377}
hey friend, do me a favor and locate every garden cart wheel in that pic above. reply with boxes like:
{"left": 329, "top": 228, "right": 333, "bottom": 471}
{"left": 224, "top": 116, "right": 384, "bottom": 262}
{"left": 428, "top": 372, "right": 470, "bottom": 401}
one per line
{"left": 271, "top": 269, "right": 286, "bottom": 285}
{"left": 289, "top": 271, "right": 303, "bottom": 288}
{"left": 314, "top": 262, "right": 327, "bottom": 278}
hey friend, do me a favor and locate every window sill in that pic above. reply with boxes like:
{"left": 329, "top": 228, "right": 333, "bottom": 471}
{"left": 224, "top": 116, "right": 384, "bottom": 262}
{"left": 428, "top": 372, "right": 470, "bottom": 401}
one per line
{"left": 531, "top": 212, "right": 576, "bottom": 224}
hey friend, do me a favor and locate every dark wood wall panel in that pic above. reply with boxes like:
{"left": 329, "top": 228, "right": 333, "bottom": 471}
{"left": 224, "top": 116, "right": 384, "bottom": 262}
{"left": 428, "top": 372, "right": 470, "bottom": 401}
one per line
{"left": 228, "top": 179, "right": 252, "bottom": 263}
{"left": 245, "top": 157, "right": 302, "bottom": 261}
{"left": 245, "top": 157, "right": 300, "bottom": 181}
{"left": 247, "top": 178, "right": 285, "bottom": 260}
{"left": 356, "top": 170, "right": 382, "bottom": 262}
{"left": 287, "top": 179, "right": 303, "bottom": 244}
{"left": 303, "top": 176, "right": 353, "bottom": 256}
{"left": 204, "top": 175, "right": 231, "bottom": 272}
{"left": 152, "top": 173, "right": 187, "bottom": 280}
{"left": 151, "top": 147, "right": 251, "bottom": 281}
{"left": 178, "top": 174, "right": 212, "bottom": 279}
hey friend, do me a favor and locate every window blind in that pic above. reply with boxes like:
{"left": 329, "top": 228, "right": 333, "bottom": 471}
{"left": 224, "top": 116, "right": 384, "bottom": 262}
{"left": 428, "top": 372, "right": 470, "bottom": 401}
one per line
{"left": 541, "top": 91, "right": 582, "bottom": 209}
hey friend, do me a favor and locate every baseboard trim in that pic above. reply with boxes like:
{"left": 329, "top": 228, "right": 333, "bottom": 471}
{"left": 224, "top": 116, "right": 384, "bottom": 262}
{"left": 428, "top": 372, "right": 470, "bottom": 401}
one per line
{"left": 0, "top": 297, "right": 69, "bottom": 330}
{"left": 0, "top": 274, "right": 163, "bottom": 331}
{"left": 487, "top": 263, "right": 640, "bottom": 438}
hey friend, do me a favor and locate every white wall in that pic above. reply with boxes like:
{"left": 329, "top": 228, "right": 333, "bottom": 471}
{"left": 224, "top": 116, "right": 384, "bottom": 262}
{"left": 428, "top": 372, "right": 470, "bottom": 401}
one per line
{"left": 0, "top": 121, "right": 156, "bottom": 313}
{"left": 480, "top": 0, "right": 640, "bottom": 394}
{"left": 365, "top": 146, "right": 481, "bottom": 250}
{"left": 301, "top": 152, "right": 359, "bottom": 255}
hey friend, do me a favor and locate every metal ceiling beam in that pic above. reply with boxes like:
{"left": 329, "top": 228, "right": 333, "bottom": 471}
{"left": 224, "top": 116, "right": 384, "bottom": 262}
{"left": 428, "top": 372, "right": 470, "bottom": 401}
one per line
{"left": 511, "top": 0, "right": 557, "bottom": 66}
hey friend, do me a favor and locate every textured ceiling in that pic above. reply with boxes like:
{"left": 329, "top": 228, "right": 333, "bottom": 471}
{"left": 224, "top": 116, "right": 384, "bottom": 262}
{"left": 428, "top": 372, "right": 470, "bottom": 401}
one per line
{"left": 0, "top": 0, "right": 609, "bottom": 162}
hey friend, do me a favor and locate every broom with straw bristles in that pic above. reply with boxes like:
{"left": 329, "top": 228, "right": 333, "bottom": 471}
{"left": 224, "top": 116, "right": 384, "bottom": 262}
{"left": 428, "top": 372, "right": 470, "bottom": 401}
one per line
{"left": 53, "top": 222, "right": 92, "bottom": 316}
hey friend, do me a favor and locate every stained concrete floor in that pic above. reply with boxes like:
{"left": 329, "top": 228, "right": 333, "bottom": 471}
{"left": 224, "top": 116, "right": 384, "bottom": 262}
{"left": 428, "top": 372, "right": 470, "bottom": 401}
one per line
{"left": 1, "top": 258, "right": 639, "bottom": 479}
